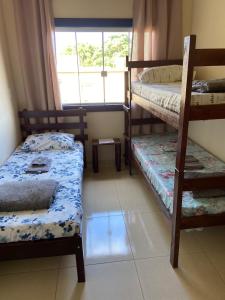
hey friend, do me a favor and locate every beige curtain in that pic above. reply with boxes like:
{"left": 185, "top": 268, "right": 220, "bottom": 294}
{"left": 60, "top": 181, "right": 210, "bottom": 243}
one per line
{"left": 132, "top": 0, "right": 182, "bottom": 62}
{"left": 131, "top": 0, "right": 182, "bottom": 134}
{"left": 0, "top": 0, "right": 61, "bottom": 111}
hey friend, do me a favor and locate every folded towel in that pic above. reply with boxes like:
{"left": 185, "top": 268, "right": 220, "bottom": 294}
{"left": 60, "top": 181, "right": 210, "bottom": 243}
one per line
{"left": 192, "top": 79, "right": 225, "bottom": 93}
{"left": 26, "top": 157, "right": 51, "bottom": 174}
{"left": 31, "top": 157, "right": 51, "bottom": 167}
{"left": 0, "top": 179, "right": 58, "bottom": 212}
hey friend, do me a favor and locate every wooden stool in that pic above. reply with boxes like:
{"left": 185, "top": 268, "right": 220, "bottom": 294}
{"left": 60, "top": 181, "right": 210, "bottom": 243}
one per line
{"left": 92, "top": 138, "right": 121, "bottom": 173}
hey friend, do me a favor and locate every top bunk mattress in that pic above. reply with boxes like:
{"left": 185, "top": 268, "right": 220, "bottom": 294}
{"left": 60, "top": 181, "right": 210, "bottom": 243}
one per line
{"left": 131, "top": 81, "right": 225, "bottom": 113}
{"left": 0, "top": 142, "right": 84, "bottom": 243}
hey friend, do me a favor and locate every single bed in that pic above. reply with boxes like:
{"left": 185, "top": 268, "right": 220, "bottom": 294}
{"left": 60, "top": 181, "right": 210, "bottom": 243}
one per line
{"left": 0, "top": 109, "right": 87, "bottom": 282}
{"left": 0, "top": 144, "right": 83, "bottom": 243}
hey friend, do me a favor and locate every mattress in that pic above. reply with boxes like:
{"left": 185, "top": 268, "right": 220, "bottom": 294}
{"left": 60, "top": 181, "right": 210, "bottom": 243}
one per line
{"left": 132, "top": 133, "right": 225, "bottom": 217}
{"left": 0, "top": 142, "right": 83, "bottom": 243}
{"left": 131, "top": 81, "right": 225, "bottom": 113}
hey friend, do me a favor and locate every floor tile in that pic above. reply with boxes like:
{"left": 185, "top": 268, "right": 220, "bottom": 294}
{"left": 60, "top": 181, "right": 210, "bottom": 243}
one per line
{"left": 115, "top": 175, "right": 159, "bottom": 213}
{"left": 59, "top": 255, "right": 76, "bottom": 269}
{"left": 136, "top": 253, "right": 225, "bottom": 300}
{"left": 193, "top": 226, "right": 225, "bottom": 254}
{"left": 56, "top": 261, "right": 144, "bottom": 300}
{"left": 0, "top": 269, "right": 57, "bottom": 300}
{"left": 205, "top": 251, "right": 225, "bottom": 282}
{"left": 0, "top": 256, "right": 60, "bottom": 276}
{"left": 124, "top": 212, "right": 202, "bottom": 259}
{"left": 83, "top": 215, "right": 133, "bottom": 264}
{"left": 83, "top": 176, "right": 122, "bottom": 218}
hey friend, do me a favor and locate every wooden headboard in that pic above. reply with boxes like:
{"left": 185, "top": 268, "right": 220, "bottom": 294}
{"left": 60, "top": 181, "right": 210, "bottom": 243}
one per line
{"left": 18, "top": 109, "right": 88, "bottom": 144}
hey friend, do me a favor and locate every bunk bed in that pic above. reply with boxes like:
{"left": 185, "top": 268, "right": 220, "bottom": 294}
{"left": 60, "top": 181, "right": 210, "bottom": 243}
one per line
{"left": 0, "top": 109, "right": 88, "bottom": 282}
{"left": 124, "top": 35, "right": 225, "bottom": 268}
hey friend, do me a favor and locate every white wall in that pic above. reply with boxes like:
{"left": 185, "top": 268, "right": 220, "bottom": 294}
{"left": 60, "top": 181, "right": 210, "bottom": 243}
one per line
{"left": 0, "top": 36, "right": 20, "bottom": 164}
{"left": 189, "top": 0, "right": 225, "bottom": 161}
{"left": 53, "top": 0, "right": 133, "bottom": 18}
{"left": 183, "top": 0, "right": 193, "bottom": 37}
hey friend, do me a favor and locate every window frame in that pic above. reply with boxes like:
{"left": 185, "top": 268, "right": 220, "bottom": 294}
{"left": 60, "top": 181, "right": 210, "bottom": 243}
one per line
{"left": 54, "top": 18, "right": 132, "bottom": 111}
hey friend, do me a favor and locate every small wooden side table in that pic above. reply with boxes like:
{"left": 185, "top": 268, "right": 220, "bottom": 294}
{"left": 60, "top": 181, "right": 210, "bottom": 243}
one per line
{"left": 92, "top": 138, "right": 121, "bottom": 173}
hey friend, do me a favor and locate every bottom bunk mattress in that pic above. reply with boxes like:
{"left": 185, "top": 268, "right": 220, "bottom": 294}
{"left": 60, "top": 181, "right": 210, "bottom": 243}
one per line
{"left": 0, "top": 142, "right": 83, "bottom": 243}
{"left": 132, "top": 133, "right": 225, "bottom": 217}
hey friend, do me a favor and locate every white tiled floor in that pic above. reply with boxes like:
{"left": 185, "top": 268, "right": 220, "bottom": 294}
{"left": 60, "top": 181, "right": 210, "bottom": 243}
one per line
{"left": 1, "top": 166, "right": 225, "bottom": 299}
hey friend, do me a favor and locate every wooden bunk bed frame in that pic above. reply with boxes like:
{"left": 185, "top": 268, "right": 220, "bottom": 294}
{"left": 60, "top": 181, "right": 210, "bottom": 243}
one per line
{"left": 124, "top": 35, "right": 225, "bottom": 268}
{"left": 0, "top": 109, "right": 88, "bottom": 282}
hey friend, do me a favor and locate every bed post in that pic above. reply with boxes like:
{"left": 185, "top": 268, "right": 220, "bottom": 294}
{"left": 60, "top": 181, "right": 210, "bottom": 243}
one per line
{"left": 124, "top": 71, "right": 129, "bottom": 165}
{"left": 126, "top": 56, "right": 133, "bottom": 175}
{"left": 170, "top": 35, "right": 196, "bottom": 268}
{"left": 75, "top": 234, "right": 85, "bottom": 282}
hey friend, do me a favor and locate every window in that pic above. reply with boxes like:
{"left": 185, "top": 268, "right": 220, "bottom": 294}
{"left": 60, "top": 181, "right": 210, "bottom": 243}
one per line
{"left": 55, "top": 19, "right": 132, "bottom": 106}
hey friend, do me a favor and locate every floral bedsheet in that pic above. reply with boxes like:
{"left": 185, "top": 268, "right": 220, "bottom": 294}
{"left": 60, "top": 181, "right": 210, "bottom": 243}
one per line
{"left": 0, "top": 142, "right": 83, "bottom": 243}
{"left": 132, "top": 133, "right": 225, "bottom": 216}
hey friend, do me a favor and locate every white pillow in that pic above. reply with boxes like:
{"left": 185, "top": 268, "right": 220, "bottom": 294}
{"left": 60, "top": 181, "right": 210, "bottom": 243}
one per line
{"left": 138, "top": 65, "right": 183, "bottom": 83}
{"left": 138, "top": 65, "right": 196, "bottom": 83}
{"left": 21, "top": 132, "right": 76, "bottom": 152}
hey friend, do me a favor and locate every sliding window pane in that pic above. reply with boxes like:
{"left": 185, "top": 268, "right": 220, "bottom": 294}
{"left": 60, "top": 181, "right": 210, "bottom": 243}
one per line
{"left": 104, "top": 32, "right": 128, "bottom": 102}
{"left": 77, "top": 32, "right": 104, "bottom": 103}
{"left": 105, "top": 71, "right": 125, "bottom": 103}
{"left": 104, "top": 32, "right": 128, "bottom": 71}
{"left": 55, "top": 32, "right": 80, "bottom": 104}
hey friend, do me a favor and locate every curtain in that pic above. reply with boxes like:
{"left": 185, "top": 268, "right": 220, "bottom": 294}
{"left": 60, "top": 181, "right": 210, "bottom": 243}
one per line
{"left": 131, "top": 0, "right": 182, "bottom": 134}
{"left": 0, "top": 0, "right": 61, "bottom": 111}
{"left": 132, "top": 0, "right": 182, "bottom": 62}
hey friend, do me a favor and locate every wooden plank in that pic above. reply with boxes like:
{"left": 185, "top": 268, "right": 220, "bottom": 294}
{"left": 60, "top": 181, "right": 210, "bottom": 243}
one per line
{"left": 19, "top": 109, "right": 86, "bottom": 118}
{"left": 181, "top": 213, "right": 225, "bottom": 229}
{"left": 21, "top": 122, "right": 87, "bottom": 131}
{"left": 131, "top": 93, "right": 179, "bottom": 129}
{"left": 0, "top": 236, "right": 77, "bottom": 260}
{"left": 183, "top": 175, "right": 225, "bottom": 190}
{"left": 126, "top": 56, "right": 183, "bottom": 69}
{"left": 190, "top": 104, "right": 225, "bottom": 120}
{"left": 74, "top": 134, "right": 88, "bottom": 141}
{"left": 131, "top": 118, "right": 164, "bottom": 126}
{"left": 193, "top": 49, "right": 225, "bottom": 67}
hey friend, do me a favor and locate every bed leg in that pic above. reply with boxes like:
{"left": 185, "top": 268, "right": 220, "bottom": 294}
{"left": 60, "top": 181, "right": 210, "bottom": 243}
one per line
{"left": 170, "top": 170, "right": 183, "bottom": 268}
{"left": 75, "top": 235, "right": 85, "bottom": 282}
{"left": 129, "top": 150, "right": 133, "bottom": 176}
{"left": 170, "top": 222, "right": 180, "bottom": 268}
{"left": 124, "top": 139, "right": 129, "bottom": 166}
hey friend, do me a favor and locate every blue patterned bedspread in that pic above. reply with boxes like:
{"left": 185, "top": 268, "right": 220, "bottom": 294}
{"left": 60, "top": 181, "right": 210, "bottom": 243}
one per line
{"left": 132, "top": 133, "right": 225, "bottom": 217}
{"left": 0, "top": 142, "right": 83, "bottom": 243}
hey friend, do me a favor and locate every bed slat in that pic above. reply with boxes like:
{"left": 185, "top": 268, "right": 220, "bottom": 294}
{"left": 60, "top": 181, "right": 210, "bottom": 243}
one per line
{"left": 126, "top": 57, "right": 183, "bottom": 69}
{"left": 19, "top": 109, "right": 86, "bottom": 118}
{"left": 193, "top": 49, "right": 225, "bottom": 67}
{"left": 190, "top": 104, "right": 225, "bottom": 120}
{"left": 183, "top": 175, "right": 225, "bottom": 190}
{"left": 131, "top": 93, "right": 179, "bottom": 129}
{"left": 21, "top": 122, "right": 87, "bottom": 131}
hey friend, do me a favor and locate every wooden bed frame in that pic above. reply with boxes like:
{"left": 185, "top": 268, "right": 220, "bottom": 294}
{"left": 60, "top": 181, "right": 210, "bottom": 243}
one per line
{"left": 0, "top": 109, "right": 88, "bottom": 282}
{"left": 124, "top": 35, "right": 225, "bottom": 268}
